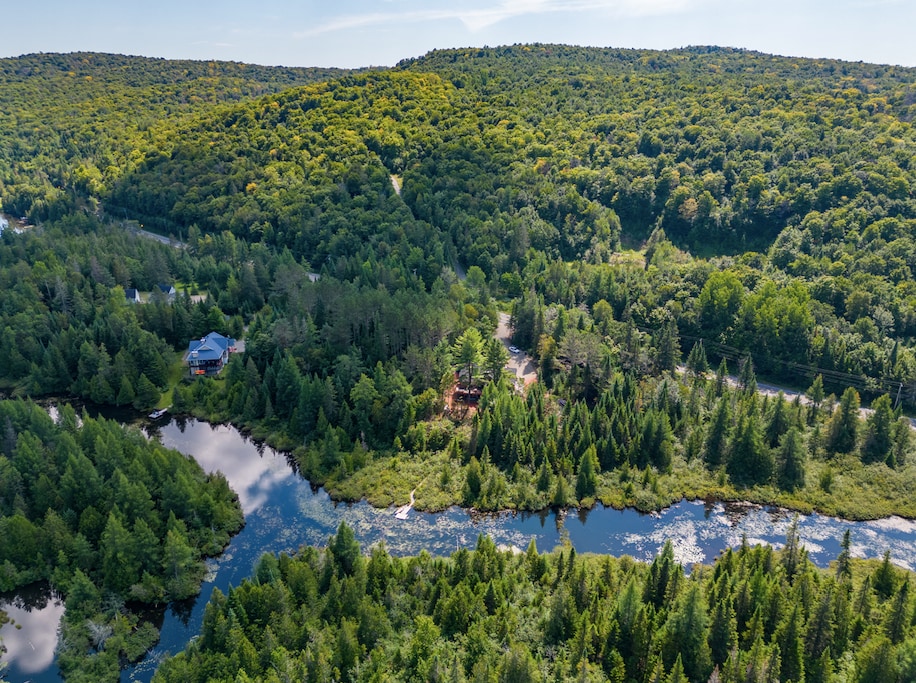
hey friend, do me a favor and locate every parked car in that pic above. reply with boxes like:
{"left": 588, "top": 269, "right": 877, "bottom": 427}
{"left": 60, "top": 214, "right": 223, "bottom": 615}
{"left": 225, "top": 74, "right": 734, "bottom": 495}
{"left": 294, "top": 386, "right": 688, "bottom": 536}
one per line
{"left": 508, "top": 345, "right": 521, "bottom": 354}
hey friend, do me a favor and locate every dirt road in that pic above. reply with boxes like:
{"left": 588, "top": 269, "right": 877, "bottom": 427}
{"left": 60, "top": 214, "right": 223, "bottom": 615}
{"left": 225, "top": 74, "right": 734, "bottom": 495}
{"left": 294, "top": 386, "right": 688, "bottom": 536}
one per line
{"left": 496, "top": 312, "right": 537, "bottom": 388}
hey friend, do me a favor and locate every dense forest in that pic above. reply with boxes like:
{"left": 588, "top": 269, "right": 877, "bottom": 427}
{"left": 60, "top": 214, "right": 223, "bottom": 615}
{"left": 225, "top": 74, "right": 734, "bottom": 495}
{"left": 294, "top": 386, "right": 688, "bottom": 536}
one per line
{"left": 0, "top": 398, "right": 243, "bottom": 679}
{"left": 154, "top": 522, "right": 916, "bottom": 683}
{"left": 102, "top": 45, "right": 916, "bottom": 395}
{"left": 3, "top": 44, "right": 916, "bottom": 679}
{"left": 0, "top": 52, "right": 353, "bottom": 222}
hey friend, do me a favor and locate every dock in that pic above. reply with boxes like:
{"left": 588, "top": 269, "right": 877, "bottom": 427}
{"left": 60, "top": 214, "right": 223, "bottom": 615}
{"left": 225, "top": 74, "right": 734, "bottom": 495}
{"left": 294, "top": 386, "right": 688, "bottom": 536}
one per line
{"left": 394, "top": 489, "right": 415, "bottom": 520}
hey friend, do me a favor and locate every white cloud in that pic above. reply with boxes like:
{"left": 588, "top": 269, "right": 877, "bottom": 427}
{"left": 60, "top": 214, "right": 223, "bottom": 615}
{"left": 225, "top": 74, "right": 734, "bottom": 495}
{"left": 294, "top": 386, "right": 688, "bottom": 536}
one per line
{"left": 296, "top": 0, "right": 700, "bottom": 38}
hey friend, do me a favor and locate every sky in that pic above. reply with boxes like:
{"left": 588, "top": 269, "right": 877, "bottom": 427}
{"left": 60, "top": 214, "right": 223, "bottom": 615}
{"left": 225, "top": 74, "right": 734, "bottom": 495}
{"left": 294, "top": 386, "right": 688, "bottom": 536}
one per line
{"left": 2, "top": 0, "right": 915, "bottom": 69}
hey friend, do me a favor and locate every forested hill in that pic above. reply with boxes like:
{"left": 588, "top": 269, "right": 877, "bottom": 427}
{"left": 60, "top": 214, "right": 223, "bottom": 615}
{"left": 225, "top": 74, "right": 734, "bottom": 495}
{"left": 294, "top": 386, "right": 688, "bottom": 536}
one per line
{"left": 9, "top": 46, "right": 916, "bottom": 681}
{"left": 99, "top": 45, "right": 916, "bottom": 384}
{"left": 405, "top": 43, "right": 916, "bottom": 92}
{"left": 109, "top": 43, "right": 916, "bottom": 263}
{"left": 3, "top": 45, "right": 916, "bottom": 398}
{"left": 398, "top": 43, "right": 916, "bottom": 253}
{"left": 0, "top": 52, "right": 354, "bottom": 220}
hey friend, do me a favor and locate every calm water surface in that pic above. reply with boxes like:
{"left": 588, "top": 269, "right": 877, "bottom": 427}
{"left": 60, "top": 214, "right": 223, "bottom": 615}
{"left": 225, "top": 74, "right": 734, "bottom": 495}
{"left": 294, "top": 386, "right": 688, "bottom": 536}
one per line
{"left": 3, "top": 416, "right": 916, "bottom": 682}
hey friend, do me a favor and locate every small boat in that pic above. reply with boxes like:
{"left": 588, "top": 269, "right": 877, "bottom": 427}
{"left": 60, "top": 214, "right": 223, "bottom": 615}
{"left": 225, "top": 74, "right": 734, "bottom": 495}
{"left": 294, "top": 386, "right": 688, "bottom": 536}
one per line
{"left": 148, "top": 408, "right": 168, "bottom": 420}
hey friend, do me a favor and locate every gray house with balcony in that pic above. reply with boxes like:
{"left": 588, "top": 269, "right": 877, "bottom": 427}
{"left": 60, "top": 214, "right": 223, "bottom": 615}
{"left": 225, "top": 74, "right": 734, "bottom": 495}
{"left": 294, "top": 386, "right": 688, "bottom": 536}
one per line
{"left": 186, "top": 332, "right": 236, "bottom": 376}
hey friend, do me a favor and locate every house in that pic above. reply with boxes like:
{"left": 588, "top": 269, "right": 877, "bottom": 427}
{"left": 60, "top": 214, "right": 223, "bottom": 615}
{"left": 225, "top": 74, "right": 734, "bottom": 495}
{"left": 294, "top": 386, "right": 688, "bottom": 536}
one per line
{"left": 186, "top": 332, "right": 236, "bottom": 376}
{"left": 155, "top": 283, "right": 177, "bottom": 301}
{"left": 125, "top": 288, "right": 142, "bottom": 303}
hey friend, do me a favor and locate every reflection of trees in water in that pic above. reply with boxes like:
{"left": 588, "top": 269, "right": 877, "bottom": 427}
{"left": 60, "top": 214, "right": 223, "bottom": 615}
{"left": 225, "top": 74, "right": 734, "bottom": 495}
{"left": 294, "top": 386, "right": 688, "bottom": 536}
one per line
{"left": 576, "top": 506, "right": 591, "bottom": 525}
{"left": 0, "top": 581, "right": 61, "bottom": 612}
{"left": 168, "top": 596, "right": 195, "bottom": 627}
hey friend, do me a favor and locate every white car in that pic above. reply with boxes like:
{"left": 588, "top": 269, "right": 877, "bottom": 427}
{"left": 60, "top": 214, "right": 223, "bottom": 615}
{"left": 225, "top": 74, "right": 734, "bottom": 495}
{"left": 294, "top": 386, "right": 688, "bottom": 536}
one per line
{"left": 508, "top": 345, "right": 521, "bottom": 354}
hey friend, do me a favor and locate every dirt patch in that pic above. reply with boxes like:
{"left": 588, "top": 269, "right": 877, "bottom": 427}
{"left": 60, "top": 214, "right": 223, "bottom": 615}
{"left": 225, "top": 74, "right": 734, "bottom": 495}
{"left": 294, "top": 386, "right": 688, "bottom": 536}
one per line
{"left": 496, "top": 313, "right": 537, "bottom": 387}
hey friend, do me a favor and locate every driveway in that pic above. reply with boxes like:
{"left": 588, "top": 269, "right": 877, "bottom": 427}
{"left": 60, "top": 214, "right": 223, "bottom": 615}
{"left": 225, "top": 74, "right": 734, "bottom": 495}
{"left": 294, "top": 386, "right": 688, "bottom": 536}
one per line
{"left": 496, "top": 313, "right": 537, "bottom": 388}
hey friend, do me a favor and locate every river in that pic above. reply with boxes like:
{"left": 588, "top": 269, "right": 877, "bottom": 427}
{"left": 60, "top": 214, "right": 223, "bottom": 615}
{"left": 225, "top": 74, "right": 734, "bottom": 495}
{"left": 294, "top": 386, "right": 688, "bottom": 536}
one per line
{"left": 3, "top": 416, "right": 916, "bottom": 682}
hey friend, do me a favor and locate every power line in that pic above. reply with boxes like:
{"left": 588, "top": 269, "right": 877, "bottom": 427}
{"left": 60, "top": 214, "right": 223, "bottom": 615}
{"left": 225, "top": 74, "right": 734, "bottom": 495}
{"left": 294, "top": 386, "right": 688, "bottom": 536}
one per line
{"left": 639, "top": 324, "right": 910, "bottom": 398}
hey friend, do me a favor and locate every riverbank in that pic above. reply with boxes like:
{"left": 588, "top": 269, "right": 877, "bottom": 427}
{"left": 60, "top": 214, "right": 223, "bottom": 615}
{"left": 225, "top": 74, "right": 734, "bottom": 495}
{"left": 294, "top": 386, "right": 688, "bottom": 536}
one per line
{"left": 164, "top": 382, "right": 916, "bottom": 524}
{"left": 7, "top": 414, "right": 916, "bottom": 682}
{"left": 64, "top": 395, "right": 916, "bottom": 525}
{"left": 315, "top": 435, "right": 916, "bottom": 522}
{"left": 47, "top": 388, "right": 916, "bottom": 524}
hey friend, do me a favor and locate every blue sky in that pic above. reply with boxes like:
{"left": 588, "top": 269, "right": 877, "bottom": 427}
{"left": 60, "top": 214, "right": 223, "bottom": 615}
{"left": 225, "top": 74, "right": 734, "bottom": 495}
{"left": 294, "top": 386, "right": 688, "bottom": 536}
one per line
{"left": 2, "top": 0, "right": 914, "bottom": 68}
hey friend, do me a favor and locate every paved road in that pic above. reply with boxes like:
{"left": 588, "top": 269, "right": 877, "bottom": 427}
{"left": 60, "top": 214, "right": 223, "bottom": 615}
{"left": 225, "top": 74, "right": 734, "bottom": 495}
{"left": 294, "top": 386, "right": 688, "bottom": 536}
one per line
{"left": 680, "top": 364, "right": 915, "bottom": 428}
{"left": 123, "top": 221, "right": 186, "bottom": 248}
{"left": 137, "top": 228, "right": 184, "bottom": 248}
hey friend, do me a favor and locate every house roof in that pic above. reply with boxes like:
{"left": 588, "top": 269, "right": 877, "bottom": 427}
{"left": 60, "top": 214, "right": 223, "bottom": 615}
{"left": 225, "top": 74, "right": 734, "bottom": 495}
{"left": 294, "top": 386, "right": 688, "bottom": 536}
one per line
{"left": 157, "top": 283, "right": 176, "bottom": 294}
{"left": 125, "top": 288, "right": 141, "bottom": 300}
{"left": 187, "top": 332, "right": 236, "bottom": 362}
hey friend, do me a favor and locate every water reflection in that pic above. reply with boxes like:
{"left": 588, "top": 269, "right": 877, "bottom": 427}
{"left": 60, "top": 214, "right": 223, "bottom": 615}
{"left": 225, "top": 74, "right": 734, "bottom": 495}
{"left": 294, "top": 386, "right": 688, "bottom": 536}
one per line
{"left": 127, "top": 419, "right": 916, "bottom": 681}
{"left": 158, "top": 419, "right": 294, "bottom": 515}
{"left": 5, "top": 415, "right": 916, "bottom": 683}
{"left": 0, "top": 584, "right": 64, "bottom": 677}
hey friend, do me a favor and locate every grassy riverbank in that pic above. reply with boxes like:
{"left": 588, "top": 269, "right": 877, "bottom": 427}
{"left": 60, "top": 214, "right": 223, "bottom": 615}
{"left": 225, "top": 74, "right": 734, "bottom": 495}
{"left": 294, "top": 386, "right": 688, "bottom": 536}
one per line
{"left": 179, "top": 386, "right": 916, "bottom": 523}
{"left": 314, "top": 438, "right": 916, "bottom": 522}
{"left": 165, "top": 315, "right": 916, "bottom": 526}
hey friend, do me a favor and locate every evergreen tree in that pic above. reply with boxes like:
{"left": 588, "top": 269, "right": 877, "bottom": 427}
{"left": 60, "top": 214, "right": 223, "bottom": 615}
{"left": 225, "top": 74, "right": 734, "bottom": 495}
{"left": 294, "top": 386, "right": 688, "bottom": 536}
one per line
{"left": 552, "top": 475, "right": 573, "bottom": 507}
{"left": 727, "top": 411, "right": 774, "bottom": 487}
{"left": 349, "top": 374, "right": 379, "bottom": 445}
{"left": 665, "top": 654, "right": 687, "bottom": 683}
{"left": 861, "top": 394, "right": 894, "bottom": 465}
{"left": 806, "top": 374, "right": 825, "bottom": 421}
{"left": 764, "top": 393, "right": 790, "bottom": 449}
{"left": 642, "top": 410, "right": 674, "bottom": 473}
{"left": 896, "top": 637, "right": 916, "bottom": 683}
{"left": 704, "top": 398, "right": 731, "bottom": 469}
{"left": 89, "top": 373, "right": 116, "bottom": 405}
{"left": 644, "top": 541, "right": 680, "bottom": 610}
{"left": 804, "top": 587, "right": 836, "bottom": 680}
{"left": 661, "top": 582, "right": 712, "bottom": 682}
{"left": 777, "top": 427, "right": 806, "bottom": 492}
{"left": 825, "top": 387, "right": 860, "bottom": 455}
{"left": 575, "top": 444, "right": 599, "bottom": 500}
{"left": 715, "top": 358, "right": 728, "bottom": 397}
{"left": 708, "top": 577, "right": 737, "bottom": 667}
{"left": 497, "top": 643, "right": 540, "bottom": 683}
{"left": 334, "top": 619, "right": 360, "bottom": 682}
{"left": 464, "top": 457, "right": 483, "bottom": 504}
{"left": 162, "top": 526, "right": 198, "bottom": 599}
{"left": 891, "top": 417, "right": 912, "bottom": 469}
{"left": 686, "top": 341, "right": 710, "bottom": 378}
{"left": 653, "top": 322, "right": 681, "bottom": 374}
{"left": 883, "top": 579, "right": 910, "bottom": 644}
{"left": 873, "top": 551, "right": 897, "bottom": 600}
{"left": 100, "top": 511, "right": 139, "bottom": 594}
{"left": 483, "top": 338, "right": 509, "bottom": 383}
{"left": 776, "top": 603, "right": 805, "bottom": 683}
{"left": 835, "top": 530, "right": 853, "bottom": 584}
{"left": 116, "top": 376, "right": 135, "bottom": 407}
{"left": 782, "top": 516, "right": 804, "bottom": 580}
{"left": 855, "top": 635, "right": 899, "bottom": 683}
{"left": 453, "top": 327, "right": 484, "bottom": 394}
{"left": 133, "top": 373, "right": 161, "bottom": 411}
{"left": 330, "top": 521, "right": 361, "bottom": 576}
{"left": 738, "top": 355, "right": 757, "bottom": 395}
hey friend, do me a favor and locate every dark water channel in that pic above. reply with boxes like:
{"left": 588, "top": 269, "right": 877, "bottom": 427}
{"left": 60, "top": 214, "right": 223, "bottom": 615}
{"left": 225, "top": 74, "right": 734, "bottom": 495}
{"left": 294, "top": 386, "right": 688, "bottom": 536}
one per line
{"left": 4, "top": 416, "right": 916, "bottom": 682}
